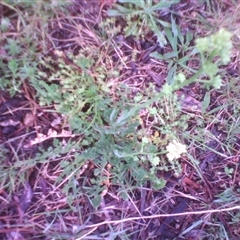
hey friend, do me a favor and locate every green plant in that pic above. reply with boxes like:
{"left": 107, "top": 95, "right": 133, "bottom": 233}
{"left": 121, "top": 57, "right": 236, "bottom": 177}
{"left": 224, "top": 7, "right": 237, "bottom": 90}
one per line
{"left": 1, "top": 0, "right": 239, "bottom": 237}
{"left": 37, "top": 54, "right": 168, "bottom": 207}
{"left": 150, "top": 15, "right": 198, "bottom": 84}
{"left": 160, "top": 28, "right": 232, "bottom": 93}
{"left": 1, "top": 0, "right": 234, "bottom": 211}
{"left": 1, "top": 2, "right": 233, "bottom": 210}
{"left": 32, "top": 28, "right": 231, "bottom": 208}
{"left": 0, "top": 0, "right": 70, "bottom": 95}
{"left": 108, "top": 0, "right": 180, "bottom": 46}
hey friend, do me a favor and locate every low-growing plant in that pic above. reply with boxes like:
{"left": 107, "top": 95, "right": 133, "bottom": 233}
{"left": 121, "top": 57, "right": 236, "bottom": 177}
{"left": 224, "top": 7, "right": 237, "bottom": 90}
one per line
{"left": 36, "top": 53, "right": 168, "bottom": 207}
{"left": 2, "top": 1, "right": 240, "bottom": 239}
{"left": 0, "top": 0, "right": 70, "bottom": 95}
{"left": 3, "top": 25, "right": 233, "bottom": 210}
{"left": 33, "top": 28, "right": 232, "bottom": 208}
{"left": 107, "top": 0, "right": 180, "bottom": 46}
{"left": 0, "top": 0, "right": 234, "bottom": 211}
{"left": 150, "top": 14, "right": 198, "bottom": 84}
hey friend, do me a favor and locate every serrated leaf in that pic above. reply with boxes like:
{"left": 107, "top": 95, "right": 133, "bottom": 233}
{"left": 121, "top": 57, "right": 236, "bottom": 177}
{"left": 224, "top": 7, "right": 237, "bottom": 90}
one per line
{"left": 153, "top": 178, "right": 166, "bottom": 189}
{"left": 5, "top": 39, "right": 22, "bottom": 56}
{"left": 150, "top": 156, "right": 160, "bottom": 166}
{"left": 8, "top": 59, "right": 19, "bottom": 75}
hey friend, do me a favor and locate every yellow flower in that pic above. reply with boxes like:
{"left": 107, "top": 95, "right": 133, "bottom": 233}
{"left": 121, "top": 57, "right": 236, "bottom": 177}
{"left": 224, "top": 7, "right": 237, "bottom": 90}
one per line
{"left": 166, "top": 140, "right": 187, "bottom": 162}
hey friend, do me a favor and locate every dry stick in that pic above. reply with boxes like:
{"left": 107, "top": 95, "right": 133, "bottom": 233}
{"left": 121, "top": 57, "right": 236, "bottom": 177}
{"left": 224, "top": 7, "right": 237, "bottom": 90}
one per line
{"left": 77, "top": 227, "right": 98, "bottom": 240}
{"left": 84, "top": 205, "right": 240, "bottom": 229}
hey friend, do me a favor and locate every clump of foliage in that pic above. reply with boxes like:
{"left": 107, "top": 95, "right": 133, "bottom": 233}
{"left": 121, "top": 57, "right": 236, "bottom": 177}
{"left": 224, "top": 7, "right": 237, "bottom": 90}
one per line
{"left": 107, "top": 0, "right": 180, "bottom": 46}
{"left": 0, "top": 0, "right": 233, "bottom": 210}
{"left": 34, "top": 28, "right": 232, "bottom": 207}
{"left": 0, "top": 0, "right": 70, "bottom": 95}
